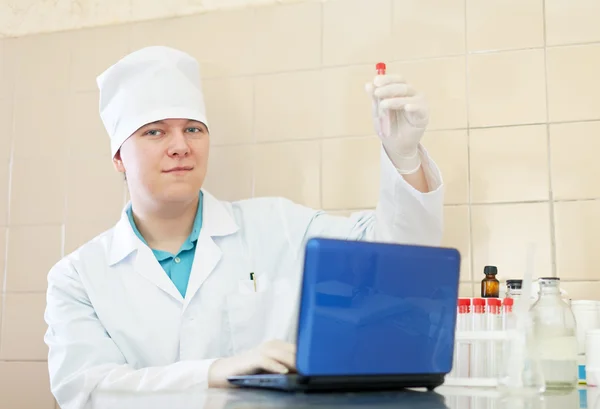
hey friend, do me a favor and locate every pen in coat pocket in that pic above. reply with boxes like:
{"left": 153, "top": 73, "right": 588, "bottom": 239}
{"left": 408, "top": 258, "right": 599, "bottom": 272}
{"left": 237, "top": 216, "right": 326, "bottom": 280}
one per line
{"left": 250, "top": 272, "right": 257, "bottom": 292}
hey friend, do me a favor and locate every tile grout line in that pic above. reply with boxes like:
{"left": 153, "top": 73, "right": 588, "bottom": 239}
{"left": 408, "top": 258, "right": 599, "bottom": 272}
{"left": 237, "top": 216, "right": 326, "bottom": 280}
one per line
{"left": 210, "top": 115, "right": 600, "bottom": 149}
{"left": 251, "top": 74, "right": 256, "bottom": 198}
{"left": 60, "top": 40, "right": 75, "bottom": 260}
{"left": 187, "top": 42, "right": 600, "bottom": 82}
{"left": 319, "top": 0, "right": 324, "bottom": 208}
{"left": 2, "top": 45, "right": 16, "bottom": 295}
{"left": 249, "top": 0, "right": 259, "bottom": 200}
{"left": 463, "top": 0, "right": 475, "bottom": 295}
{"left": 0, "top": 359, "right": 50, "bottom": 363}
{"left": 250, "top": 6, "right": 259, "bottom": 200}
{"left": 0, "top": 290, "right": 55, "bottom": 294}
{"left": 541, "top": 0, "right": 558, "bottom": 279}
{"left": 390, "top": 0, "right": 394, "bottom": 39}
{"left": 330, "top": 196, "right": 600, "bottom": 213}
{"left": 319, "top": 139, "right": 323, "bottom": 209}
{"left": 1, "top": 48, "right": 15, "bottom": 333}
{"left": 465, "top": 277, "right": 600, "bottom": 283}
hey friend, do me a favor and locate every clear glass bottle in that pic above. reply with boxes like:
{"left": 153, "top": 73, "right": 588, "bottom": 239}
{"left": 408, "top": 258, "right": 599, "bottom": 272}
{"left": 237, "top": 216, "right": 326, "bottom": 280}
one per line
{"left": 530, "top": 277, "right": 578, "bottom": 390}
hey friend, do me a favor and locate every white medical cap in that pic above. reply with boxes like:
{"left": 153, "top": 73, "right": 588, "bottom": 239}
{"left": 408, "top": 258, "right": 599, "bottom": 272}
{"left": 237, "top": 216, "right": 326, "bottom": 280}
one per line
{"left": 97, "top": 46, "right": 209, "bottom": 158}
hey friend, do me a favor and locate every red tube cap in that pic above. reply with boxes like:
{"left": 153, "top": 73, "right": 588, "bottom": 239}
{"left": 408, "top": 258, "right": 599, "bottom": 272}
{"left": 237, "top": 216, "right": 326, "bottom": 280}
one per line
{"left": 503, "top": 298, "right": 514, "bottom": 306}
{"left": 487, "top": 298, "right": 502, "bottom": 306}
{"left": 376, "top": 62, "right": 386, "bottom": 74}
{"left": 458, "top": 298, "right": 471, "bottom": 306}
{"left": 473, "top": 298, "right": 485, "bottom": 306}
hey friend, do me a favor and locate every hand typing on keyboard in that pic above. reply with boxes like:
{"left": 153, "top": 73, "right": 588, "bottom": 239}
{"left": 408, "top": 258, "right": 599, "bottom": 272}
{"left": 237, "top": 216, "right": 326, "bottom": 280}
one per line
{"left": 208, "top": 340, "right": 297, "bottom": 388}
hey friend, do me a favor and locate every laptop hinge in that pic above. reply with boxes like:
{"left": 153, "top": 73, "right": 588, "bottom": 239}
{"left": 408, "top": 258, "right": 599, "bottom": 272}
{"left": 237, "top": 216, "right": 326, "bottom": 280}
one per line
{"left": 296, "top": 375, "right": 311, "bottom": 385}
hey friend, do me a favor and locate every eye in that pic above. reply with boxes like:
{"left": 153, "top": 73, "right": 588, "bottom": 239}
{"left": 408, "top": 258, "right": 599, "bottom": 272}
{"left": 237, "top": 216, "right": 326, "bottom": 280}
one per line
{"left": 185, "top": 127, "right": 204, "bottom": 133}
{"left": 143, "top": 129, "right": 164, "bottom": 136}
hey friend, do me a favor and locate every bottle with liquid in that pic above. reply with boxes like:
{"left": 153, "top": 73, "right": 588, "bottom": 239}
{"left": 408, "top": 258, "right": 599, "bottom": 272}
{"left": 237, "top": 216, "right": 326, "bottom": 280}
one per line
{"left": 530, "top": 277, "right": 578, "bottom": 389}
{"left": 481, "top": 266, "right": 500, "bottom": 298}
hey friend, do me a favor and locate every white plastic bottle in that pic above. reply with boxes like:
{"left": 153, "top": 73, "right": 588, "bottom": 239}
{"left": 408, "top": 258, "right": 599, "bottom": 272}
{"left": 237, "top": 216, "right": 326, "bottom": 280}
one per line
{"left": 571, "top": 300, "right": 600, "bottom": 383}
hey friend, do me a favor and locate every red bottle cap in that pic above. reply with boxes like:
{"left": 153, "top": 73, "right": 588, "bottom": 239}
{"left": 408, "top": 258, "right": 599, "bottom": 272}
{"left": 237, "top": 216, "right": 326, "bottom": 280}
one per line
{"left": 503, "top": 298, "right": 514, "bottom": 306}
{"left": 487, "top": 298, "right": 502, "bottom": 306}
{"left": 473, "top": 298, "right": 485, "bottom": 306}
{"left": 376, "top": 62, "right": 386, "bottom": 74}
{"left": 458, "top": 298, "right": 471, "bottom": 306}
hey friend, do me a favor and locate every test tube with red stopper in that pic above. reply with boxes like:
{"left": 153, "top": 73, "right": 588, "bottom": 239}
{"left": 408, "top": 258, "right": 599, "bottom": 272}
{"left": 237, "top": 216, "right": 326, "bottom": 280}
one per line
{"left": 471, "top": 298, "right": 486, "bottom": 377}
{"left": 487, "top": 298, "right": 502, "bottom": 377}
{"left": 374, "top": 62, "right": 388, "bottom": 137}
{"left": 456, "top": 298, "right": 472, "bottom": 378}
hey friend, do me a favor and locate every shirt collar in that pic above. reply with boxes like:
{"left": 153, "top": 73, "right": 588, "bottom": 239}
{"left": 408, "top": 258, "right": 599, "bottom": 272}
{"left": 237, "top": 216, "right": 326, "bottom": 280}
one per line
{"left": 126, "top": 191, "right": 203, "bottom": 243}
{"left": 108, "top": 189, "right": 235, "bottom": 266}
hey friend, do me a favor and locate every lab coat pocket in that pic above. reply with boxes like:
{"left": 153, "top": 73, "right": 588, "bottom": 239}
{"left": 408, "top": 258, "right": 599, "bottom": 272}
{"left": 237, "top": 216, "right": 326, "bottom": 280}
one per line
{"left": 236, "top": 275, "right": 271, "bottom": 294}
{"left": 226, "top": 276, "right": 295, "bottom": 354}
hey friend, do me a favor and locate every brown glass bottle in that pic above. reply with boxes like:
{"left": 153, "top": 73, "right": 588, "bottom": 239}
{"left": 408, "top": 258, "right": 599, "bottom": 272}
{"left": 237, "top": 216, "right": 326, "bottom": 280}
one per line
{"left": 481, "top": 265, "right": 499, "bottom": 298}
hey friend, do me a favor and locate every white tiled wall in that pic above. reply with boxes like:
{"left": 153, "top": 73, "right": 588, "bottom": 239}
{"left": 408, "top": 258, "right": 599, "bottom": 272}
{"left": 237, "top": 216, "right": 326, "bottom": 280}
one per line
{"left": 1, "top": 0, "right": 600, "bottom": 407}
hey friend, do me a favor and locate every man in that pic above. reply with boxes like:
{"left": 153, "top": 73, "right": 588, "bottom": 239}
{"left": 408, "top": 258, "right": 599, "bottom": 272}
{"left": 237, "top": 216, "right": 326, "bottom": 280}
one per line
{"left": 44, "top": 46, "right": 444, "bottom": 409}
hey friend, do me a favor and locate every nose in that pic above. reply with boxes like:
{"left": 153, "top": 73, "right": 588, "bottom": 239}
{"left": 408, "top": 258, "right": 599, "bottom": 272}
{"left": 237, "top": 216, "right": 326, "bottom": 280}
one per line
{"left": 167, "top": 130, "right": 190, "bottom": 157}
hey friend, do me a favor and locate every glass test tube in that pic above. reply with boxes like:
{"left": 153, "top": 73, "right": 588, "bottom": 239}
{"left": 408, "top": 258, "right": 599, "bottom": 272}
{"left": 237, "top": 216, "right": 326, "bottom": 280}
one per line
{"left": 471, "top": 298, "right": 486, "bottom": 378}
{"left": 487, "top": 298, "right": 503, "bottom": 378}
{"left": 457, "top": 298, "right": 472, "bottom": 378}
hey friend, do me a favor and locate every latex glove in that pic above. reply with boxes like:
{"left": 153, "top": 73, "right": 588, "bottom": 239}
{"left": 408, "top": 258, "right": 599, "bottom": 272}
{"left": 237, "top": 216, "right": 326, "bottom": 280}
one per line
{"left": 366, "top": 74, "right": 429, "bottom": 174}
{"left": 208, "top": 340, "right": 296, "bottom": 388}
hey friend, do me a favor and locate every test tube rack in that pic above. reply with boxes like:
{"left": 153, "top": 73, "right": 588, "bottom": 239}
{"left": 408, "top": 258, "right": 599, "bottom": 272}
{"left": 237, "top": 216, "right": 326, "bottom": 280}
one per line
{"left": 444, "top": 330, "right": 511, "bottom": 388}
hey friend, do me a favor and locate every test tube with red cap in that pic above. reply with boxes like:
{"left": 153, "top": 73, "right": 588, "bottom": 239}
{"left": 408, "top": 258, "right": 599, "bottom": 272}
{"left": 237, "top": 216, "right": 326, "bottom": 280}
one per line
{"left": 487, "top": 298, "right": 503, "bottom": 377}
{"left": 502, "top": 297, "right": 515, "bottom": 330}
{"left": 456, "top": 298, "right": 472, "bottom": 378}
{"left": 471, "top": 298, "right": 486, "bottom": 377}
{"left": 449, "top": 299, "right": 470, "bottom": 379}
{"left": 373, "top": 62, "right": 388, "bottom": 138}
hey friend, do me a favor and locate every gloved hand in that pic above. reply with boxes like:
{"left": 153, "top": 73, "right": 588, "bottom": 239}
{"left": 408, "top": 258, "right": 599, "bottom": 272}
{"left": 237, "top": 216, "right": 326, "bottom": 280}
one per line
{"left": 366, "top": 74, "right": 429, "bottom": 174}
{"left": 208, "top": 340, "right": 296, "bottom": 388}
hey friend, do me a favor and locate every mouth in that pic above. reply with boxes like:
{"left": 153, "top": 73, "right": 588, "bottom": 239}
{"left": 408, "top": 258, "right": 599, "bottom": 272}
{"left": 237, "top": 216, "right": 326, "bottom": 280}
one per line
{"left": 163, "top": 166, "right": 194, "bottom": 173}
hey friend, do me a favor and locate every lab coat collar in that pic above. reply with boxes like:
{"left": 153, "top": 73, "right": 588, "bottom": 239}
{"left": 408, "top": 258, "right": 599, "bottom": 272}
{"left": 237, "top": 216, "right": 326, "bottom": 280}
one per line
{"left": 199, "top": 189, "right": 239, "bottom": 237}
{"left": 108, "top": 189, "right": 238, "bottom": 266}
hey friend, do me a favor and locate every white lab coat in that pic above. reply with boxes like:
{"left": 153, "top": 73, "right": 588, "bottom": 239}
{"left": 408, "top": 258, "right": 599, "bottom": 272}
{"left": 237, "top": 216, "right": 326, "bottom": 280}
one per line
{"left": 44, "top": 146, "right": 444, "bottom": 409}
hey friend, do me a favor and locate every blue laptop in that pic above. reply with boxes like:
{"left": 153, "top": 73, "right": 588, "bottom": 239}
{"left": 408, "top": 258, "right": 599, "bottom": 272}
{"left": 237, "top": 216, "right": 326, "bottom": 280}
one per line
{"left": 228, "top": 238, "right": 461, "bottom": 392}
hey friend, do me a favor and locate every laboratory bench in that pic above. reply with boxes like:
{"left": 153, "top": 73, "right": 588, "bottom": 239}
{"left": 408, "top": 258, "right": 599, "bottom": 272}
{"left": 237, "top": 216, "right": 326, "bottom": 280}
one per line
{"left": 88, "top": 385, "right": 595, "bottom": 409}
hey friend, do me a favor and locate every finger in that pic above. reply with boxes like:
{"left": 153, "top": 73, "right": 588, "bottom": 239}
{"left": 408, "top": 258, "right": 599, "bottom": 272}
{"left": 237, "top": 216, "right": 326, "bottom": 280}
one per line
{"left": 405, "top": 103, "right": 427, "bottom": 114}
{"left": 373, "top": 74, "right": 406, "bottom": 87}
{"left": 265, "top": 347, "right": 296, "bottom": 371}
{"left": 404, "top": 104, "right": 429, "bottom": 126}
{"left": 261, "top": 343, "right": 296, "bottom": 370}
{"left": 365, "top": 82, "right": 375, "bottom": 96}
{"left": 265, "top": 339, "right": 296, "bottom": 354}
{"left": 373, "top": 83, "right": 416, "bottom": 99}
{"left": 260, "top": 340, "right": 297, "bottom": 369}
{"left": 258, "top": 356, "right": 290, "bottom": 374}
{"left": 280, "top": 341, "right": 297, "bottom": 355}
{"left": 379, "top": 97, "right": 413, "bottom": 111}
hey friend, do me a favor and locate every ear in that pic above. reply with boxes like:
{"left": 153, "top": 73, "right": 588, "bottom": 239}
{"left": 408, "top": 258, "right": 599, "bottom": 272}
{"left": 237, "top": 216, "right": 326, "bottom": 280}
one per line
{"left": 113, "top": 151, "right": 126, "bottom": 173}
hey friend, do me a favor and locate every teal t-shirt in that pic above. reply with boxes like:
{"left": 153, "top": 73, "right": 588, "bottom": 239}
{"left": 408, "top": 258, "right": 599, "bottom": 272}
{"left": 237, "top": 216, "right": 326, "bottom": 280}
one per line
{"left": 127, "top": 193, "right": 203, "bottom": 298}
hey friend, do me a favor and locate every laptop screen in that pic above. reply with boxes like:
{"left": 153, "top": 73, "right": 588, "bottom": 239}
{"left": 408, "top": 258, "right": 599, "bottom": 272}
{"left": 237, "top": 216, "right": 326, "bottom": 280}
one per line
{"left": 295, "top": 238, "right": 461, "bottom": 376}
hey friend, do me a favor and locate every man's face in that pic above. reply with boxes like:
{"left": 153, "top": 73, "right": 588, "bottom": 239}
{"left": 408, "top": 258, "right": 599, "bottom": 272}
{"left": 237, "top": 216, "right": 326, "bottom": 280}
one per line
{"left": 114, "top": 118, "right": 210, "bottom": 205}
